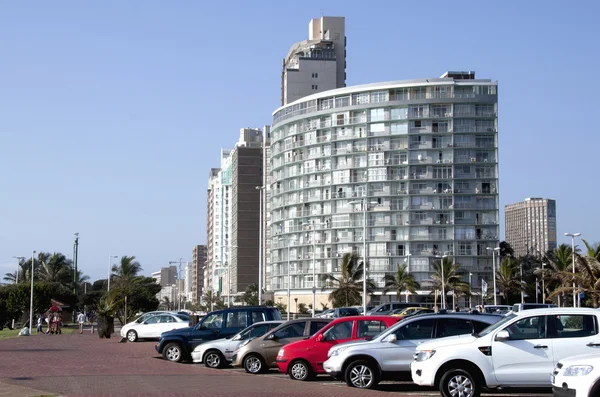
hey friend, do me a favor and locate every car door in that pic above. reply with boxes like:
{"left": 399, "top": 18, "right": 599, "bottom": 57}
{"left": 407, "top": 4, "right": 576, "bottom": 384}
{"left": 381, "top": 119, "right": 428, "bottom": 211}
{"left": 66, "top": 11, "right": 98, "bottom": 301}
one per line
{"left": 139, "top": 315, "right": 161, "bottom": 338}
{"left": 549, "top": 314, "right": 600, "bottom": 363}
{"left": 492, "top": 315, "right": 554, "bottom": 385}
{"left": 313, "top": 320, "right": 355, "bottom": 362}
{"left": 223, "top": 310, "right": 249, "bottom": 338}
{"left": 379, "top": 318, "right": 435, "bottom": 372}
{"left": 155, "top": 315, "right": 178, "bottom": 337}
{"left": 190, "top": 312, "right": 225, "bottom": 350}
{"left": 263, "top": 321, "right": 307, "bottom": 365}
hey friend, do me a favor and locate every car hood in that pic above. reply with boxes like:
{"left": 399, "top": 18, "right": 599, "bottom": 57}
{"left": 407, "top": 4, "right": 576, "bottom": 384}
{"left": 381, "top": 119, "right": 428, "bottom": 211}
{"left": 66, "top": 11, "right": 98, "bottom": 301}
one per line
{"left": 417, "top": 334, "right": 478, "bottom": 351}
{"left": 160, "top": 326, "right": 195, "bottom": 337}
{"left": 557, "top": 352, "right": 600, "bottom": 366}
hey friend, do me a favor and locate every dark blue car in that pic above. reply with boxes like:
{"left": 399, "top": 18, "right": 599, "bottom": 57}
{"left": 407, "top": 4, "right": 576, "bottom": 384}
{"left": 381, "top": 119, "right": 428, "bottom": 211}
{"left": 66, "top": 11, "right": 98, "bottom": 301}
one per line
{"left": 155, "top": 306, "right": 282, "bottom": 362}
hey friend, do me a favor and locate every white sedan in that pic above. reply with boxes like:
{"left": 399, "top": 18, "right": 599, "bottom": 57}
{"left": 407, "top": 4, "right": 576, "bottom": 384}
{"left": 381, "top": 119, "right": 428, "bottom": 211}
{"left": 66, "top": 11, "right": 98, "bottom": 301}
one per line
{"left": 552, "top": 352, "right": 600, "bottom": 397}
{"left": 191, "top": 321, "right": 283, "bottom": 368}
{"left": 121, "top": 313, "right": 189, "bottom": 342}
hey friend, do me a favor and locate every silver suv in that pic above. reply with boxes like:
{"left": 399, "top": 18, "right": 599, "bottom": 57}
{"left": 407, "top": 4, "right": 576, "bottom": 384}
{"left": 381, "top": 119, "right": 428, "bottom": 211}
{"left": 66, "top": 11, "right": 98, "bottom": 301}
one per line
{"left": 322, "top": 312, "right": 502, "bottom": 389}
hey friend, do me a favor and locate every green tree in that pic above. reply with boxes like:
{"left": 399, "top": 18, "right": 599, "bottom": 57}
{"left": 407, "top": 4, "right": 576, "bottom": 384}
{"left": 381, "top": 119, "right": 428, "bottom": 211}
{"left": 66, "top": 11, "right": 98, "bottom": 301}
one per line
{"left": 274, "top": 302, "right": 287, "bottom": 315}
{"left": 2, "top": 257, "right": 28, "bottom": 284}
{"left": 495, "top": 257, "right": 521, "bottom": 304}
{"left": 297, "top": 302, "right": 309, "bottom": 314}
{"left": 383, "top": 264, "right": 420, "bottom": 302}
{"left": 111, "top": 256, "right": 143, "bottom": 286}
{"left": 324, "top": 253, "right": 375, "bottom": 308}
{"left": 199, "top": 290, "right": 226, "bottom": 312}
{"left": 544, "top": 244, "right": 575, "bottom": 306}
{"left": 160, "top": 297, "right": 174, "bottom": 310}
{"left": 429, "top": 257, "right": 470, "bottom": 309}
{"left": 236, "top": 284, "right": 258, "bottom": 306}
{"left": 37, "top": 252, "right": 73, "bottom": 287}
{"left": 113, "top": 277, "right": 161, "bottom": 324}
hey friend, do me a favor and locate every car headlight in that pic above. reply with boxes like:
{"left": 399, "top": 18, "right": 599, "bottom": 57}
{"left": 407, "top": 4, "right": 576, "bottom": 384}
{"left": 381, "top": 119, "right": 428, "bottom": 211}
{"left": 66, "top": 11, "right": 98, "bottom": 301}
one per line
{"left": 415, "top": 350, "right": 436, "bottom": 362}
{"left": 327, "top": 346, "right": 348, "bottom": 358}
{"left": 277, "top": 348, "right": 285, "bottom": 357}
{"left": 238, "top": 339, "right": 252, "bottom": 349}
{"left": 564, "top": 365, "right": 594, "bottom": 376}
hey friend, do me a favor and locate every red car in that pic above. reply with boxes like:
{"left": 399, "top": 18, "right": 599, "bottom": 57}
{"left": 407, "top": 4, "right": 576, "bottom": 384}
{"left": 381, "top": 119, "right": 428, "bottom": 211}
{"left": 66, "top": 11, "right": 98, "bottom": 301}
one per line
{"left": 276, "top": 315, "right": 399, "bottom": 381}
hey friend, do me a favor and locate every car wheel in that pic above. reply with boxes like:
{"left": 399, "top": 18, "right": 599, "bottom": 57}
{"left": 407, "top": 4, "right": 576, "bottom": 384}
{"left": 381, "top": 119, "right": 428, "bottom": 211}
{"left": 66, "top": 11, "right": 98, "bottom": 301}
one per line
{"left": 243, "top": 354, "right": 265, "bottom": 374}
{"left": 126, "top": 330, "right": 138, "bottom": 342}
{"left": 345, "top": 360, "right": 379, "bottom": 389}
{"left": 204, "top": 350, "right": 225, "bottom": 369}
{"left": 439, "top": 368, "right": 481, "bottom": 397}
{"left": 163, "top": 343, "right": 184, "bottom": 363}
{"left": 289, "top": 360, "right": 314, "bottom": 381}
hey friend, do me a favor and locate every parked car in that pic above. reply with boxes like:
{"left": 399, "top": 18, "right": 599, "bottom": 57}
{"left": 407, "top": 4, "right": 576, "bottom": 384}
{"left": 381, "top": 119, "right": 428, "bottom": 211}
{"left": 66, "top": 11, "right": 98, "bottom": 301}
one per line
{"left": 323, "top": 312, "right": 501, "bottom": 389}
{"left": 191, "top": 320, "right": 283, "bottom": 368}
{"left": 391, "top": 307, "right": 430, "bottom": 318}
{"left": 412, "top": 308, "right": 600, "bottom": 397}
{"left": 232, "top": 318, "right": 332, "bottom": 374}
{"left": 315, "top": 309, "right": 334, "bottom": 318}
{"left": 121, "top": 313, "right": 190, "bottom": 342}
{"left": 511, "top": 303, "right": 557, "bottom": 312}
{"left": 367, "top": 302, "right": 419, "bottom": 316}
{"left": 552, "top": 352, "right": 600, "bottom": 397}
{"left": 155, "top": 306, "right": 282, "bottom": 362}
{"left": 483, "top": 305, "right": 512, "bottom": 314}
{"left": 277, "top": 316, "right": 399, "bottom": 381}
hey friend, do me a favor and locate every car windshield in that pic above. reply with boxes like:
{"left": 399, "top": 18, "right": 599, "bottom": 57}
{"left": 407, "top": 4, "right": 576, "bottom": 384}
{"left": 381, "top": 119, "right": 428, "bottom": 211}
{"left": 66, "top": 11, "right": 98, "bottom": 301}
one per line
{"left": 135, "top": 313, "right": 159, "bottom": 323}
{"left": 476, "top": 314, "right": 517, "bottom": 337}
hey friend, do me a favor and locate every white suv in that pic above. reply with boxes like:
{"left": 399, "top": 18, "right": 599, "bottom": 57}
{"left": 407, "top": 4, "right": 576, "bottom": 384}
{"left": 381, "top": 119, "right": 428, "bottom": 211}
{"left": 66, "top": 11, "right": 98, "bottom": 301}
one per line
{"left": 411, "top": 308, "right": 600, "bottom": 397}
{"left": 552, "top": 352, "right": 600, "bottom": 397}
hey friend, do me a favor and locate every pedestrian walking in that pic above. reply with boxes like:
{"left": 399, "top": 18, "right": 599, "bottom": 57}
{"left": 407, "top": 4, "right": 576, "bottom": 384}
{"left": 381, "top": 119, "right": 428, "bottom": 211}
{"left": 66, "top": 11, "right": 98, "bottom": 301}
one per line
{"left": 77, "top": 312, "right": 86, "bottom": 334}
{"left": 89, "top": 312, "right": 96, "bottom": 334}
{"left": 36, "top": 316, "right": 43, "bottom": 334}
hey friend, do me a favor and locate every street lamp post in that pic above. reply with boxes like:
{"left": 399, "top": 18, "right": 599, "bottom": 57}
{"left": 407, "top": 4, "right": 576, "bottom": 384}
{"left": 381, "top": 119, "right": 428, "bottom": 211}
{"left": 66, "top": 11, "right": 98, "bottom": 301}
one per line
{"left": 486, "top": 247, "right": 500, "bottom": 305}
{"left": 107, "top": 255, "right": 118, "bottom": 292}
{"left": 469, "top": 272, "right": 473, "bottom": 308}
{"left": 565, "top": 232, "right": 581, "bottom": 308}
{"left": 520, "top": 261, "right": 524, "bottom": 304}
{"left": 11, "top": 256, "right": 24, "bottom": 330}
{"left": 29, "top": 250, "right": 36, "bottom": 333}
{"left": 255, "top": 186, "right": 264, "bottom": 306}
{"left": 287, "top": 243, "right": 291, "bottom": 321}
{"left": 440, "top": 254, "right": 452, "bottom": 310}
{"left": 350, "top": 199, "right": 377, "bottom": 317}
{"left": 541, "top": 262, "right": 546, "bottom": 303}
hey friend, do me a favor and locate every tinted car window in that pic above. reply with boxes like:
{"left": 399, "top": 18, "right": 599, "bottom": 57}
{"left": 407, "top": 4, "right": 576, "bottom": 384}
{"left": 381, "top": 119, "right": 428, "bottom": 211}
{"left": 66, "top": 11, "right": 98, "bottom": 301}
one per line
{"left": 338, "top": 308, "right": 359, "bottom": 317}
{"left": 554, "top": 315, "right": 597, "bottom": 338}
{"left": 310, "top": 321, "right": 330, "bottom": 335}
{"left": 145, "top": 316, "right": 160, "bottom": 324}
{"left": 506, "top": 316, "right": 546, "bottom": 340}
{"left": 473, "top": 320, "right": 493, "bottom": 333}
{"left": 274, "top": 322, "right": 306, "bottom": 339}
{"left": 436, "top": 318, "right": 473, "bottom": 338}
{"left": 251, "top": 311, "right": 266, "bottom": 323}
{"left": 202, "top": 313, "right": 224, "bottom": 329}
{"left": 226, "top": 311, "right": 248, "bottom": 328}
{"left": 358, "top": 320, "right": 388, "bottom": 338}
{"left": 395, "top": 319, "right": 435, "bottom": 340}
{"left": 323, "top": 322, "right": 353, "bottom": 341}
{"left": 375, "top": 304, "right": 390, "bottom": 313}
{"left": 175, "top": 314, "right": 189, "bottom": 321}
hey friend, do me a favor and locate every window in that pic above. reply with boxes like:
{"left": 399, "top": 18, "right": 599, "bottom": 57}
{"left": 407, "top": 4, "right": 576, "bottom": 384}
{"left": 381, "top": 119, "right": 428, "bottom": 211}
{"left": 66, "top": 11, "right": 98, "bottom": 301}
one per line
{"left": 553, "top": 315, "right": 597, "bottom": 338}
{"left": 236, "top": 323, "right": 269, "bottom": 340}
{"left": 436, "top": 318, "right": 473, "bottom": 338}
{"left": 394, "top": 319, "right": 435, "bottom": 340}
{"left": 357, "top": 320, "right": 388, "bottom": 338}
{"left": 274, "top": 322, "right": 306, "bottom": 339}
{"left": 370, "top": 91, "right": 387, "bottom": 103}
{"left": 473, "top": 320, "right": 492, "bottom": 333}
{"left": 201, "top": 313, "right": 224, "bottom": 329}
{"left": 323, "top": 321, "right": 353, "bottom": 341}
{"left": 310, "top": 321, "right": 330, "bottom": 335}
{"left": 312, "top": 73, "right": 319, "bottom": 78}
{"left": 312, "top": 85, "right": 318, "bottom": 90}
{"left": 505, "top": 316, "right": 546, "bottom": 340}
{"left": 226, "top": 311, "right": 248, "bottom": 328}
{"left": 370, "top": 108, "right": 385, "bottom": 122}
{"left": 145, "top": 316, "right": 160, "bottom": 324}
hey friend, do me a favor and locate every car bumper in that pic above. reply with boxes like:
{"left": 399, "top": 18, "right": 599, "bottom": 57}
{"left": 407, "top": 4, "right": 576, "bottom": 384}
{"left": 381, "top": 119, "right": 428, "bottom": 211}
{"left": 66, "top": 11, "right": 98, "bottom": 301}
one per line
{"left": 410, "top": 360, "right": 436, "bottom": 387}
{"left": 191, "top": 351, "right": 203, "bottom": 363}
{"left": 552, "top": 373, "right": 592, "bottom": 397}
{"left": 154, "top": 343, "right": 163, "bottom": 354}
{"left": 231, "top": 354, "right": 240, "bottom": 367}
{"left": 276, "top": 361, "right": 289, "bottom": 374}
{"left": 323, "top": 356, "right": 344, "bottom": 377}
{"left": 552, "top": 386, "right": 576, "bottom": 397}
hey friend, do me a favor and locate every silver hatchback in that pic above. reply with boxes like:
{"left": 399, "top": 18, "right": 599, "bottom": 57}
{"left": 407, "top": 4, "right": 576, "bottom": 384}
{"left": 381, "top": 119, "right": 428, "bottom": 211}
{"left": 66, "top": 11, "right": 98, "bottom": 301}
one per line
{"left": 322, "top": 312, "right": 502, "bottom": 389}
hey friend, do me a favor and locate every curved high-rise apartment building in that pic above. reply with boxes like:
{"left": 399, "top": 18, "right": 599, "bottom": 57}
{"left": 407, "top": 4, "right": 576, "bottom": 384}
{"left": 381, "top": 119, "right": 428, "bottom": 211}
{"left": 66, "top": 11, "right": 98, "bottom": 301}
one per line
{"left": 268, "top": 71, "right": 499, "bottom": 306}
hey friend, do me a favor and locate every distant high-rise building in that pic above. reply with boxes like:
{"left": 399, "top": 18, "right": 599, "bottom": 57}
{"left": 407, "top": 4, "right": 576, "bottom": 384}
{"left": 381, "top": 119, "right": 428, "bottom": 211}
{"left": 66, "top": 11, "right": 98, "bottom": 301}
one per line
{"left": 281, "top": 16, "right": 346, "bottom": 106}
{"left": 505, "top": 198, "right": 557, "bottom": 257}
{"left": 192, "top": 245, "right": 207, "bottom": 303}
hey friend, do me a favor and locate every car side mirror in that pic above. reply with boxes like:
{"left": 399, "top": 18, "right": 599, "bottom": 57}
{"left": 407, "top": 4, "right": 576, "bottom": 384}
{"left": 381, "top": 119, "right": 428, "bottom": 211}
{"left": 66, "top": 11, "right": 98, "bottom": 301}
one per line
{"left": 495, "top": 330, "right": 510, "bottom": 341}
{"left": 383, "top": 333, "right": 397, "bottom": 343}
{"left": 265, "top": 333, "right": 276, "bottom": 341}
{"left": 316, "top": 334, "right": 324, "bottom": 342}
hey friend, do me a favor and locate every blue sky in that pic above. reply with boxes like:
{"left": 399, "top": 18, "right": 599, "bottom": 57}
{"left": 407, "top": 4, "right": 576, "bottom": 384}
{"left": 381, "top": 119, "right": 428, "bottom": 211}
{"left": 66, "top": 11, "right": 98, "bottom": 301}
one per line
{"left": 1, "top": 1, "right": 598, "bottom": 282}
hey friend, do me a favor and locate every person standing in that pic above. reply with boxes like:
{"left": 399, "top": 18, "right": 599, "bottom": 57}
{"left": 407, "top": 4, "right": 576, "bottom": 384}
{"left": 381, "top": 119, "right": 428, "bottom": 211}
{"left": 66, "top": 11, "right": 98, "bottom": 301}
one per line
{"left": 36, "top": 316, "right": 43, "bottom": 334}
{"left": 77, "top": 312, "right": 86, "bottom": 334}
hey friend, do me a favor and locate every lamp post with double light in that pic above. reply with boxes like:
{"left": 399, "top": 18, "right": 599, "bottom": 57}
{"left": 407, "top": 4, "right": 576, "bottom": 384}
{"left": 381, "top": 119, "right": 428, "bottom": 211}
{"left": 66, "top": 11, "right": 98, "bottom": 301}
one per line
{"left": 349, "top": 199, "right": 378, "bottom": 316}
{"left": 29, "top": 250, "right": 36, "bottom": 333}
{"left": 565, "top": 232, "right": 581, "bottom": 307}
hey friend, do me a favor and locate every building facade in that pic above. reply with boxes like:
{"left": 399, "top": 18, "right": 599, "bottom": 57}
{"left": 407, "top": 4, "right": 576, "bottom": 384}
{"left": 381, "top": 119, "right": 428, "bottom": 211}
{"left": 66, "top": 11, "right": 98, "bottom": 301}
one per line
{"left": 261, "top": 126, "right": 272, "bottom": 300}
{"left": 505, "top": 198, "right": 557, "bottom": 257}
{"left": 281, "top": 16, "right": 346, "bottom": 106}
{"left": 192, "top": 244, "right": 207, "bottom": 303}
{"left": 268, "top": 72, "right": 499, "bottom": 306}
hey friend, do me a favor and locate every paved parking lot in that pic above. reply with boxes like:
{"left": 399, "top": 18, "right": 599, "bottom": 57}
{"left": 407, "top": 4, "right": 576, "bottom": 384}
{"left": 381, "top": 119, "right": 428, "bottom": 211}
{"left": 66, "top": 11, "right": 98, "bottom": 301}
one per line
{"left": 0, "top": 332, "right": 552, "bottom": 397}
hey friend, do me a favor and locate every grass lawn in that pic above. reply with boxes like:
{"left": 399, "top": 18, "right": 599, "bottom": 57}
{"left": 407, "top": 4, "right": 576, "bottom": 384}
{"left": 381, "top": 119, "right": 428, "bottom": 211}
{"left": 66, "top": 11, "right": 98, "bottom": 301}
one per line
{"left": 0, "top": 326, "right": 78, "bottom": 340}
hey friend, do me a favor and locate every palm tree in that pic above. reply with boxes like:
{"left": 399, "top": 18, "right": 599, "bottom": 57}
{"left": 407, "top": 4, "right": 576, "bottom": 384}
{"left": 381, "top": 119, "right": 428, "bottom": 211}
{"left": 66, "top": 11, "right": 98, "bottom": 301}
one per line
{"left": 324, "top": 253, "right": 375, "bottom": 307}
{"left": 572, "top": 242, "right": 600, "bottom": 308}
{"left": 37, "top": 252, "right": 73, "bottom": 287}
{"left": 495, "top": 257, "right": 520, "bottom": 304}
{"left": 383, "top": 264, "right": 420, "bottom": 303}
{"left": 111, "top": 256, "right": 143, "bottom": 287}
{"left": 582, "top": 239, "right": 600, "bottom": 261}
{"left": 161, "top": 297, "right": 173, "bottom": 310}
{"left": 544, "top": 244, "right": 574, "bottom": 306}
{"left": 429, "top": 257, "right": 470, "bottom": 309}
{"left": 3, "top": 258, "right": 28, "bottom": 283}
